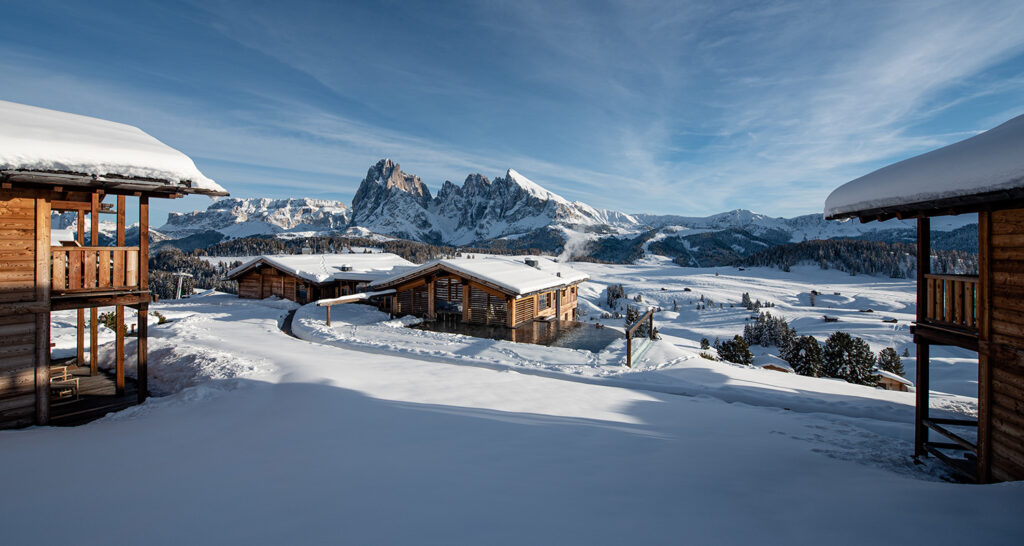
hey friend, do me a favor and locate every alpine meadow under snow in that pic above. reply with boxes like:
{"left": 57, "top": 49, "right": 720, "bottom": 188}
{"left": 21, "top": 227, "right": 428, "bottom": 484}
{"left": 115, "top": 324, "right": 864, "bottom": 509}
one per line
{"left": 5, "top": 1, "right": 1024, "bottom": 540}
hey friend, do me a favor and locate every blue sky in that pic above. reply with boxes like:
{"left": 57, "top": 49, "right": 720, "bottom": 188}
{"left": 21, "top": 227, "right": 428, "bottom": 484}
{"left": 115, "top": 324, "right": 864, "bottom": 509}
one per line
{"left": 2, "top": 0, "right": 1024, "bottom": 226}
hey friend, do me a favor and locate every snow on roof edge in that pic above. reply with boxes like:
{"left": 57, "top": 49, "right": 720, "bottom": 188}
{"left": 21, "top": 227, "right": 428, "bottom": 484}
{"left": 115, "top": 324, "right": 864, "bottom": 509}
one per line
{"left": 824, "top": 113, "right": 1024, "bottom": 219}
{"left": 0, "top": 100, "right": 226, "bottom": 197}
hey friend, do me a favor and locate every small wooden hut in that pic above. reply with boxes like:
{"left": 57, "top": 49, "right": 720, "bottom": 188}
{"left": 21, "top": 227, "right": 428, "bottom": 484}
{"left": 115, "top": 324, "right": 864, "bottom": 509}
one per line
{"left": 0, "top": 100, "right": 227, "bottom": 429}
{"left": 825, "top": 112, "right": 1024, "bottom": 482}
{"left": 875, "top": 370, "right": 913, "bottom": 392}
{"left": 226, "top": 253, "right": 414, "bottom": 304}
{"left": 371, "top": 255, "right": 588, "bottom": 327}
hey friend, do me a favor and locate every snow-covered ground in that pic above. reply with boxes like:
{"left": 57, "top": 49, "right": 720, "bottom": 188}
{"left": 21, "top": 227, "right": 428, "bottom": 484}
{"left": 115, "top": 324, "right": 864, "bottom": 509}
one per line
{"left": 2, "top": 264, "right": 1018, "bottom": 544}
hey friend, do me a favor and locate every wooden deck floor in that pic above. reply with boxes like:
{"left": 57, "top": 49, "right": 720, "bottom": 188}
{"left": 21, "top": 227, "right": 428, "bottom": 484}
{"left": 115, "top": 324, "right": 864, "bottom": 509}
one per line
{"left": 49, "top": 359, "right": 138, "bottom": 427}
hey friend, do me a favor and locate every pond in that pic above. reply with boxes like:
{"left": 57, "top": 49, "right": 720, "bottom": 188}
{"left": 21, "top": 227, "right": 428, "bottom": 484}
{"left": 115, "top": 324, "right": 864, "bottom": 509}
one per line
{"left": 412, "top": 318, "right": 622, "bottom": 353}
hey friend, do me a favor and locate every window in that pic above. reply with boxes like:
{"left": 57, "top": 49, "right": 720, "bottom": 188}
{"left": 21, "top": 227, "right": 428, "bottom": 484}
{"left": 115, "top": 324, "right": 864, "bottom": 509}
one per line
{"left": 539, "top": 292, "right": 550, "bottom": 310}
{"left": 297, "top": 284, "right": 308, "bottom": 302}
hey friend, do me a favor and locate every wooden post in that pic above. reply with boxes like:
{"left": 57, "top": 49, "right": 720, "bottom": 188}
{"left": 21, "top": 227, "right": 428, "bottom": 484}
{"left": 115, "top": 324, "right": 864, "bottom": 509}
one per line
{"left": 34, "top": 198, "right": 52, "bottom": 425}
{"left": 114, "top": 196, "right": 125, "bottom": 395}
{"left": 139, "top": 196, "right": 149, "bottom": 290}
{"left": 461, "top": 280, "right": 471, "bottom": 323}
{"left": 90, "top": 193, "right": 100, "bottom": 376}
{"left": 427, "top": 276, "right": 436, "bottom": 320}
{"left": 137, "top": 303, "right": 148, "bottom": 403}
{"left": 76, "top": 210, "right": 85, "bottom": 367}
{"left": 915, "top": 217, "right": 930, "bottom": 458}
{"left": 977, "top": 211, "right": 992, "bottom": 482}
{"left": 626, "top": 332, "right": 633, "bottom": 368}
{"left": 326, "top": 305, "right": 331, "bottom": 326}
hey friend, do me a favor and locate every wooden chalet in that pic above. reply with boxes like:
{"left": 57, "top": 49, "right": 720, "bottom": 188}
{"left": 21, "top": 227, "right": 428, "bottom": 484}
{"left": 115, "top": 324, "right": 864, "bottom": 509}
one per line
{"left": 0, "top": 100, "right": 227, "bottom": 429}
{"left": 370, "top": 255, "right": 588, "bottom": 327}
{"left": 875, "top": 370, "right": 913, "bottom": 392}
{"left": 227, "top": 253, "right": 414, "bottom": 304}
{"left": 825, "top": 112, "right": 1024, "bottom": 482}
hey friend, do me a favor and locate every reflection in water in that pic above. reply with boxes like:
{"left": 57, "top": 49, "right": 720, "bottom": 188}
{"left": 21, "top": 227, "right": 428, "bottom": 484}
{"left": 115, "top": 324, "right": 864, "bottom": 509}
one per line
{"left": 412, "top": 317, "right": 621, "bottom": 354}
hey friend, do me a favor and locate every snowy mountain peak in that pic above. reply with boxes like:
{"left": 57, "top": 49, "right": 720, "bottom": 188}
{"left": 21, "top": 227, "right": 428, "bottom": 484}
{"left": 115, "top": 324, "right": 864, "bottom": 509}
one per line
{"left": 505, "top": 168, "right": 570, "bottom": 205}
{"left": 361, "top": 158, "right": 432, "bottom": 202}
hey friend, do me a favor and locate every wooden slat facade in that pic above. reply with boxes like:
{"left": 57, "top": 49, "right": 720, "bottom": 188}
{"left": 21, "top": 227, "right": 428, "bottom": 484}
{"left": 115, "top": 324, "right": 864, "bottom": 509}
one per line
{"left": 387, "top": 266, "right": 582, "bottom": 327}
{"left": 980, "top": 208, "right": 1024, "bottom": 482}
{"left": 0, "top": 187, "right": 164, "bottom": 430}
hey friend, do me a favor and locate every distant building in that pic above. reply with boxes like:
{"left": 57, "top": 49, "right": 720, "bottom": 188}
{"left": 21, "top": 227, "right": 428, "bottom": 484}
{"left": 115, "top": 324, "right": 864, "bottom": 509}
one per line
{"left": 875, "top": 369, "right": 913, "bottom": 392}
{"left": 226, "top": 253, "right": 414, "bottom": 304}
{"left": 371, "top": 255, "right": 588, "bottom": 326}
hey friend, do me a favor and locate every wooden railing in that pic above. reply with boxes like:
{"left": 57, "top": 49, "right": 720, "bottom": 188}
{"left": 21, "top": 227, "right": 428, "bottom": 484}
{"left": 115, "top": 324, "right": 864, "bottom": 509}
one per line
{"left": 51, "top": 246, "right": 140, "bottom": 293}
{"left": 924, "top": 274, "right": 978, "bottom": 331}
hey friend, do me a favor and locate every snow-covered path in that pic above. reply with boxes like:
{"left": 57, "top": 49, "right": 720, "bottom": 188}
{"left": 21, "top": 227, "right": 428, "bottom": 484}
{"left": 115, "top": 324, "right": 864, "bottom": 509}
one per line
{"left": 2, "top": 295, "right": 1022, "bottom": 545}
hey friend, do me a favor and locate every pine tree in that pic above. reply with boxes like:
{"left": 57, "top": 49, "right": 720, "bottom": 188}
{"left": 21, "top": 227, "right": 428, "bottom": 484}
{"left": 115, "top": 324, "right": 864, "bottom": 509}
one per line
{"left": 782, "top": 335, "right": 823, "bottom": 377}
{"left": 877, "top": 347, "right": 905, "bottom": 376}
{"left": 822, "top": 332, "right": 878, "bottom": 385}
{"left": 716, "top": 335, "right": 754, "bottom": 365}
{"left": 700, "top": 338, "right": 710, "bottom": 350}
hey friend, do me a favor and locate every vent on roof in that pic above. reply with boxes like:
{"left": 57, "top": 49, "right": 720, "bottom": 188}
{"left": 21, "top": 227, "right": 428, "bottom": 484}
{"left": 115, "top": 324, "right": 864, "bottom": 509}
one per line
{"left": 301, "top": 247, "right": 313, "bottom": 255}
{"left": 339, "top": 264, "right": 353, "bottom": 272}
{"left": 556, "top": 272, "right": 561, "bottom": 277}
{"left": 524, "top": 258, "right": 539, "bottom": 268}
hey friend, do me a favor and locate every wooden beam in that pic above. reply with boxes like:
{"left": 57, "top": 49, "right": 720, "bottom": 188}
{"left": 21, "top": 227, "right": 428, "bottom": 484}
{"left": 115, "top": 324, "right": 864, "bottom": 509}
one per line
{"left": 90, "top": 192, "right": 100, "bottom": 247}
{"left": 76, "top": 210, "right": 85, "bottom": 367}
{"left": 137, "top": 303, "right": 148, "bottom": 404}
{"left": 915, "top": 216, "right": 931, "bottom": 458}
{"left": 139, "top": 196, "right": 149, "bottom": 291}
{"left": 115, "top": 304, "right": 124, "bottom": 395}
{"left": 34, "top": 198, "right": 51, "bottom": 426}
{"left": 978, "top": 210, "right": 993, "bottom": 483}
{"left": 116, "top": 195, "right": 125, "bottom": 247}
{"left": 90, "top": 307, "right": 98, "bottom": 376}
{"left": 50, "top": 292, "right": 151, "bottom": 311}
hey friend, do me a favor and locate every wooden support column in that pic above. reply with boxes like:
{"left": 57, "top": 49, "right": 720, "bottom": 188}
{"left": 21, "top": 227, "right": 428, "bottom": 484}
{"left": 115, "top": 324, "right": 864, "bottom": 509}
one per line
{"left": 76, "top": 210, "right": 85, "bottom": 367}
{"left": 90, "top": 193, "right": 100, "bottom": 375}
{"left": 555, "top": 289, "right": 562, "bottom": 321}
{"left": 427, "top": 276, "right": 436, "bottom": 320}
{"left": 139, "top": 196, "right": 149, "bottom": 291}
{"left": 507, "top": 296, "right": 515, "bottom": 328}
{"left": 115, "top": 195, "right": 126, "bottom": 395}
{"left": 137, "top": 303, "right": 148, "bottom": 404}
{"left": 977, "top": 211, "right": 992, "bottom": 483}
{"left": 34, "top": 198, "right": 51, "bottom": 425}
{"left": 915, "top": 216, "right": 930, "bottom": 458}
{"left": 461, "top": 280, "right": 471, "bottom": 323}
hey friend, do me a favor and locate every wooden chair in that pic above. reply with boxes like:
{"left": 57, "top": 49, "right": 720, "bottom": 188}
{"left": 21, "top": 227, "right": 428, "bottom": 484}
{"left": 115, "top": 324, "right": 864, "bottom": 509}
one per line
{"left": 49, "top": 366, "right": 79, "bottom": 400}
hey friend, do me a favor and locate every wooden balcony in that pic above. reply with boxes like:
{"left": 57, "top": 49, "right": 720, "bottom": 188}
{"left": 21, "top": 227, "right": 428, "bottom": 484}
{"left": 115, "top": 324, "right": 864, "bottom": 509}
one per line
{"left": 50, "top": 246, "right": 149, "bottom": 309}
{"left": 915, "top": 274, "right": 979, "bottom": 351}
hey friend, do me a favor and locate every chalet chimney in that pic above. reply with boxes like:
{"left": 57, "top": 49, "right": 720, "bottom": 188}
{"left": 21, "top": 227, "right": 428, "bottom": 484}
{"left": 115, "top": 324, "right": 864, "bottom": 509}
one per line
{"left": 525, "top": 258, "right": 539, "bottom": 268}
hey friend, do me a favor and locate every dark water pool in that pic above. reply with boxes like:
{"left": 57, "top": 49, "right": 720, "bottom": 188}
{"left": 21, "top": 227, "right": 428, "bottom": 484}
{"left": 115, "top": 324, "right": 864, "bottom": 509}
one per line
{"left": 412, "top": 319, "right": 622, "bottom": 353}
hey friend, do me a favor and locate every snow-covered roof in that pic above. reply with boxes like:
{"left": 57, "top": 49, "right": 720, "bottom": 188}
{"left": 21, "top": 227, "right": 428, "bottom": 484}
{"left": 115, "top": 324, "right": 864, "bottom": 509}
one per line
{"left": 825, "top": 113, "right": 1024, "bottom": 219}
{"left": 875, "top": 369, "right": 913, "bottom": 386}
{"left": 0, "top": 100, "right": 226, "bottom": 196}
{"left": 372, "top": 255, "right": 589, "bottom": 296}
{"left": 227, "top": 253, "right": 415, "bottom": 284}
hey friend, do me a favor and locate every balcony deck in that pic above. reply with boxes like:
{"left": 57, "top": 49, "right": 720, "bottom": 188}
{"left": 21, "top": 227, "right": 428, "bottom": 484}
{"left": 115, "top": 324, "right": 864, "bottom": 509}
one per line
{"left": 50, "top": 246, "right": 150, "bottom": 309}
{"left": 913, "top": 274, "right": 979, "bottom": 351}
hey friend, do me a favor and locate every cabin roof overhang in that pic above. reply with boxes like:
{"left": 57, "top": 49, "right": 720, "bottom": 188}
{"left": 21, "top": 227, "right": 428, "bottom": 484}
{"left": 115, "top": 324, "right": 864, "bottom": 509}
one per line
{"left": 825, "top": 185, "right": 1024, "bottom": 223}
{"left": 825, "top": 112, "right": 1024, "bottom": 224}
{"left": 1, "top": 170, "right": 229, "bottom": 198}
{"left": 226, "top": 258, "right": 333, "bottom": 286}
{"left": 372, "top": 262, "right": 586, "bottom": 299}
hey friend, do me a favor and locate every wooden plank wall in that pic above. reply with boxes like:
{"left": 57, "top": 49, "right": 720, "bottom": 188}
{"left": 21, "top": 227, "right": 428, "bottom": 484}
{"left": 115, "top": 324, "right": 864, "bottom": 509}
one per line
{"left": 0, "top": 196, "right": 45, "bottom": 429}
{"left": 985, "top": 208, "right": 1024, "bottom": 481}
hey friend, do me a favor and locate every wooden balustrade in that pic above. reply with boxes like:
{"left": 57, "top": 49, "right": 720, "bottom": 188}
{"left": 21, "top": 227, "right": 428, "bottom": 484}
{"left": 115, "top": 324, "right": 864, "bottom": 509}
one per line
{"left": 924, "top": 274, "right": 979, "bottom": 331}
{"left": 51, "top": 246, "right": 140, "bottom": 293}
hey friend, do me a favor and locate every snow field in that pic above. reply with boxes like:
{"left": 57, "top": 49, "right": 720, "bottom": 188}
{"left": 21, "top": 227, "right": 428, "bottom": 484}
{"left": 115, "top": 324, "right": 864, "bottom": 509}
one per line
{"left": 5, "top": 292, "right": 1024, "bottom": 545}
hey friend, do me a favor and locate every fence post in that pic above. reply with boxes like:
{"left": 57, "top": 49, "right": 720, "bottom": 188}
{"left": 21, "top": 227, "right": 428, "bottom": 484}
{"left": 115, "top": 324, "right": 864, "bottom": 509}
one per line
{"left": 326, "top": 304, "right": 331, "bottom": 326}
